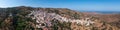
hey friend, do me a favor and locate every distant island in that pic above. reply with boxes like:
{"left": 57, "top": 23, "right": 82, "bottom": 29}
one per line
{"left": 80, "top": 10, "right": 120, "bottom": 14}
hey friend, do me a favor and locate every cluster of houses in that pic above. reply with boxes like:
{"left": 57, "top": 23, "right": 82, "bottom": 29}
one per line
{"left": 28, "top": 10, "right": 95, "bottom": 30}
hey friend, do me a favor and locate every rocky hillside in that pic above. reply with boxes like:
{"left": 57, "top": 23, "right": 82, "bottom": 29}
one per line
{"left": 0, "top": 6, "right": 120, "bottom": 30}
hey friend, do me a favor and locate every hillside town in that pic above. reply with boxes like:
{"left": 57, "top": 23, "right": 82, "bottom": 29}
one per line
{"left": 28, "top": 10, "right": 95, "bottom": 30}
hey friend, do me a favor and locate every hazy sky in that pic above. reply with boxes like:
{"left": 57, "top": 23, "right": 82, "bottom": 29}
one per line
{"left": 0, "top": 0, "right": 120, "bottom": 11}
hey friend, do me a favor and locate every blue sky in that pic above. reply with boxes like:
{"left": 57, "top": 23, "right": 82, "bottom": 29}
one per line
{"left": 0, "top": 0, "right": 120, "bottom": 11}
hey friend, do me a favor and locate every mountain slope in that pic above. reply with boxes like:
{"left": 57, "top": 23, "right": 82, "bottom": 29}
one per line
{"left": 0, "top": 6, "right": 120, "bottom": 30}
